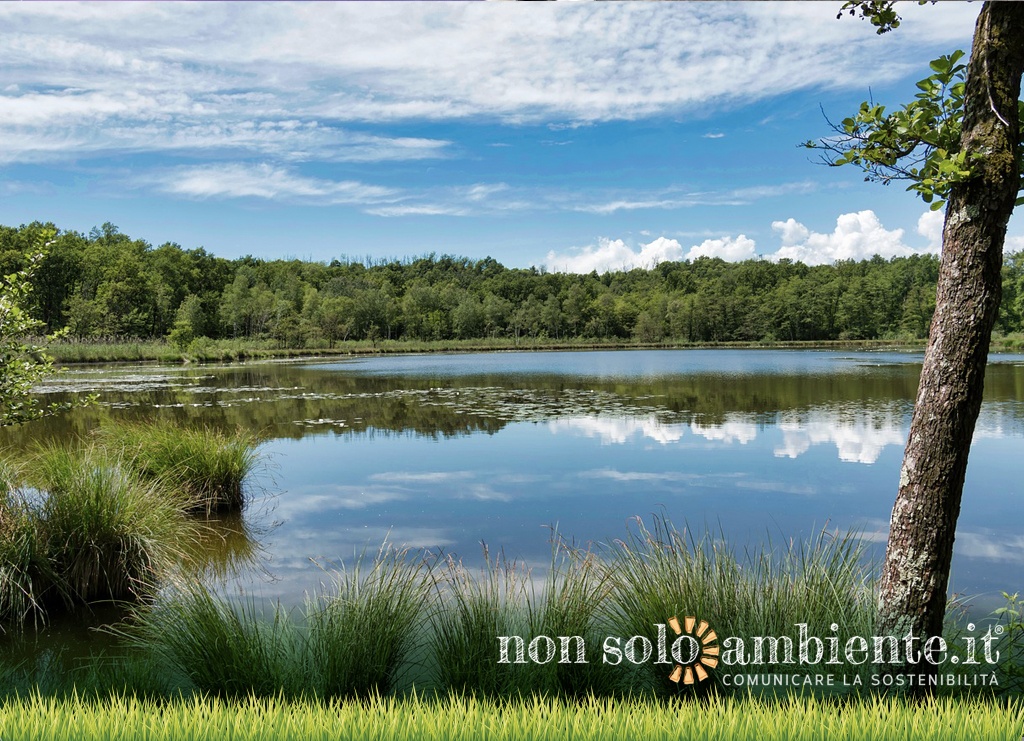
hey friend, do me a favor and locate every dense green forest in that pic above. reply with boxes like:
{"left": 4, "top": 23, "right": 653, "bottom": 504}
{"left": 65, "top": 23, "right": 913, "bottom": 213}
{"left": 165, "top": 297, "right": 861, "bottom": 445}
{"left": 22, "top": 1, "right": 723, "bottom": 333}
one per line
{"left": 5, "top": 221, "right": 1024, "bottom": 348}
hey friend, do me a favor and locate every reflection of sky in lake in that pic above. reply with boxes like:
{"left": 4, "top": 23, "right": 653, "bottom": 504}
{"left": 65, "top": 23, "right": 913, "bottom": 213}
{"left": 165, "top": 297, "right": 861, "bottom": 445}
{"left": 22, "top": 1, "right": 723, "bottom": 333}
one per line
{"left": 22, "top": 349, "right": 1024, "bottom": 618}
{"left": 243, "top": 357, "right": 1023, "bottom": 618}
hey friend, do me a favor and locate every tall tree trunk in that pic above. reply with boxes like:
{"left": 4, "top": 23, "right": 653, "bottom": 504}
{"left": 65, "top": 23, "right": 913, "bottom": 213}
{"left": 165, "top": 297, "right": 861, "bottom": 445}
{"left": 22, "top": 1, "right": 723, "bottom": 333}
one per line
{"left": 876, "top": 2, "right": 1024, "bottom": 691}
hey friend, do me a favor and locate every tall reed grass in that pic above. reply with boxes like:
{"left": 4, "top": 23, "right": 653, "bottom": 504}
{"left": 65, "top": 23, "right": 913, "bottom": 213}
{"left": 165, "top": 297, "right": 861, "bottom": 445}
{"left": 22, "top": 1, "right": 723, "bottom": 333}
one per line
{"left": 97, "top": 421, "right": 262, "bottom": 514}
{"left": 125, "top": 584, "right": 305, "bottom": 698}
{"left": 6, "top": 511, "right": 1015, "bottom": 704}
{"left": 0, "top": 444, "right": 199, "bottom": 633}
{"left": 27, "top": 444, "right": 198, "bottom": 604}
{"left": 128, "top": 545, "right": 434, "bottom": 699}
{"left": 0, "top": 462, "right": 55, "bottom": 627}
{"left": 0, "top": 421, "right": 261, "bottom": 631}
{"left": 305, "top": 546, "right": 434, "bottom": 698}
{"left": 430, "top": 542, "right": 623, "bottom": 698}
{"left": 602, "top": 516, "right": 876, "bottom": 696}
{"left": 429, "top": 548, "right": 536, "bottom": 697}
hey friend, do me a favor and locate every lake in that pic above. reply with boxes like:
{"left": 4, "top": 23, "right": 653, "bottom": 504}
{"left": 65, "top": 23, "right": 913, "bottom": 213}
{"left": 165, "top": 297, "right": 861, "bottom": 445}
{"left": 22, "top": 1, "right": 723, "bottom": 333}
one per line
{"left": 9, "top": 348, "right": 1024, "bottom": 634}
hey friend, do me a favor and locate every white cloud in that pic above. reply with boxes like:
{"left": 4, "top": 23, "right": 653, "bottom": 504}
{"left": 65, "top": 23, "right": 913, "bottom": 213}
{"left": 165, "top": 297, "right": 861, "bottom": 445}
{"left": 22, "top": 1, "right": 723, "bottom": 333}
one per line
{"left": 272, "top": 486, "right": 410, "bottom": 515}
{"left": 365, "top": 204, "right": 470, "bottom": 218}
{"left": 159, "top": 163, "right": 399, "bottom": 205}
{"left": 685, "top": 235, "right": 758, "bottom": 262}
{"left": 465, "top": 183, "right": 509, "bottom": 202}
{"left": 861, "top": 521, "right": 1024, "bottom": 564}
{"left": 769, "top": 210, "right": 934, "bottom": 266}
{"left": 369, "top": 471, "right": 475, "bottom": 484}
{"left": 362, "top": 183, "right": 524, "bottom": 217}
{"left": 574, "top": 198, "right": 686, "bottom": 215}
{"left": 544, "top": 236, "right": 683, "bottom": 273}
{"left": 544, "top": 209, "right": 951, "bottom": 274}
{"left": 155, "top": 164, "right": 524, "bottom": 216}
{"left": 702, "top": 132, "right": 725, "bottom": 139}
{"left": 0, "top": 111, "right": 451, "bottom": 165}
{"left": 572, "top": 181, "right": 816, "bottom": 215}
{"left": 1005, "top": 234, "right": 1024, "bottom": 254}
{"left": 917, "top": 209, "right": 944, "bottom": 252}
{"left": 0, "top": 2, "right": 978, "bottom": 165}
{"left": 548, "top": 414, "right": 763, "bottom": 447}
{"left": 773, "top": 218, "right": 809, "bottom": 246}
{"left": 581, "top": 470, "right": 704, "bottom": 483}
{"left": 690, "top": 420, "right": 758, "bottom": 445}
{"left": 951, "top": 531, "right": 1024, "bottom": 563}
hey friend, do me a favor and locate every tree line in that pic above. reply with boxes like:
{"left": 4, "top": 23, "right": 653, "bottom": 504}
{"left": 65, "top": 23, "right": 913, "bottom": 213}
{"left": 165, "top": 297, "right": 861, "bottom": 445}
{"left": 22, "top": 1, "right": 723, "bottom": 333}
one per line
{"left": 4, "top": 221, "right": 1024, "bottom": 348}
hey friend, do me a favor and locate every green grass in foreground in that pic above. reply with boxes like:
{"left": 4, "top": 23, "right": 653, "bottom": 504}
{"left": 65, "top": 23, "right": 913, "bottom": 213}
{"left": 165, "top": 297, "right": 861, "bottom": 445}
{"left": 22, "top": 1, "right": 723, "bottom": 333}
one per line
{"left": 0, "top": 693, "right": 1020, "bottom": 741}
{"left": 431, "top": 544, "right": 621, "bottom": 698}
{"left": 10, "top": 518, "right": 1014, "bottom": 701}
{"left": 605, "top": 518, "right": 877, "bottom": 695}
{"left": 126, "top": 546, "right": 433, "bottom": 700}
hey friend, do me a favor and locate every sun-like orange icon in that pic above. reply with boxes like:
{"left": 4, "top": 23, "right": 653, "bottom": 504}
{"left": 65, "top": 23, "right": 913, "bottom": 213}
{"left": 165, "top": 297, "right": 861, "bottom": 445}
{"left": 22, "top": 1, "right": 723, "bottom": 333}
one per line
{"left": 667, "top": 615, "right": 719, "bottom": 684}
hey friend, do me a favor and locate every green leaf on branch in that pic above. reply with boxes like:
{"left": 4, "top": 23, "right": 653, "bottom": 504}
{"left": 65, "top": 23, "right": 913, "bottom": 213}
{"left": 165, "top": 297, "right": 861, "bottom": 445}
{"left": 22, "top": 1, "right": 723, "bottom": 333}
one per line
{"left": 0, "top": 228, "right": 90, "bottom": 426}
{"left": 805, "top": 51, "right": 1023, "bottom": 207}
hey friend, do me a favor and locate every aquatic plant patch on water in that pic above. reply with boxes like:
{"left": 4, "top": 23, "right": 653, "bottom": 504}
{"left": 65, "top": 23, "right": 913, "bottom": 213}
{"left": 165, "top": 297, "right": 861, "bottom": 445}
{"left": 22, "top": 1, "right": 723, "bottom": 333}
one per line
{"left": 29, "top": 444, "right": 199, "bottom": 605}
{"left": 0, "top": 693, "right": 1020, "bottom": 741}
{"left": 96, "top": 421, "right": 263, "bottom": 514}
{"left": 0, "top": 445, "right": 200, "bottom": 631}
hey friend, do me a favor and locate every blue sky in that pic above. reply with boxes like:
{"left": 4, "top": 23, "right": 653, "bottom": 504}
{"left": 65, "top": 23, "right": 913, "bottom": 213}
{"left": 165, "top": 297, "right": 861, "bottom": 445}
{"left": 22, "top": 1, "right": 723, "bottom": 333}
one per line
{"left": 2, "top": 1, "right": 1020, "bottom": 272}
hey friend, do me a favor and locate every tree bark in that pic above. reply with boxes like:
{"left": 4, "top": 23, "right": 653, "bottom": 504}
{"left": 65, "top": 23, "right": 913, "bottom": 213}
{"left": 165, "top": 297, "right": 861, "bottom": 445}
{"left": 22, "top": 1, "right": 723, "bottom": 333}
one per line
{"left": 876, "top": 2, "right": 1024, "bottom": 692}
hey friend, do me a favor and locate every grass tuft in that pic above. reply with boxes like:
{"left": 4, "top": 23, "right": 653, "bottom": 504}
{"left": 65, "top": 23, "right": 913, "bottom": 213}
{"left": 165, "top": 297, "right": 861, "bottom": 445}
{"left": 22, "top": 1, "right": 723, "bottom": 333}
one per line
{"left": 0, "top": 421, "right": 262, "bottom": 631}
{"left": 0, "top": 462, "right": 56, "bottom": 628}
{"left": 602, "top": 515, "right": 876, "bottom": 696}
{"left": 305, "top": 545, "right": 435, "bottom": 698}
{"left": 429, "top": 547, "right": 536, "bottom": 697}
{"left": 97, "top": 421, "right": 263, "bottom": 514}
{"left": 27, "top": 444, "right": 197, "bottom": 605}
{"left": 430, "top": 539, "right": 621, "bottom": 698}
{"left": 126, "top": 545, "right": 434, "bottom": 699}
{"left": 124, "top": 583, "right": 305, "bottom": 699}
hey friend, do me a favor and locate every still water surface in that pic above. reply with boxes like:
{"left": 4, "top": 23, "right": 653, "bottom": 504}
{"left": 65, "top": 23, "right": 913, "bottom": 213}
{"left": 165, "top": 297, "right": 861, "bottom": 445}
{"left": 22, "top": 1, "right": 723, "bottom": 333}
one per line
{"left": 13, "top": 349, "right": 1024, "bottom": 621}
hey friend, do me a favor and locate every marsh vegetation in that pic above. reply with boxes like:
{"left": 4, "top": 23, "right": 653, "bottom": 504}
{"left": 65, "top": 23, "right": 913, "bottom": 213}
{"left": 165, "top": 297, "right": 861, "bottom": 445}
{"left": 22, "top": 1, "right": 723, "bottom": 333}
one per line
{"left": 0, "top": 423, "right": 263, "bottom": 630}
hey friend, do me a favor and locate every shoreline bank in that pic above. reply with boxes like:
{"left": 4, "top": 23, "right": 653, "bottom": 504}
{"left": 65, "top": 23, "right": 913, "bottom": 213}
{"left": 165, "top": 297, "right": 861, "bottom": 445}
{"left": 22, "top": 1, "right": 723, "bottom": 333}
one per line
{"left": 46, "top": 337, "right": 947, "bottom": 366}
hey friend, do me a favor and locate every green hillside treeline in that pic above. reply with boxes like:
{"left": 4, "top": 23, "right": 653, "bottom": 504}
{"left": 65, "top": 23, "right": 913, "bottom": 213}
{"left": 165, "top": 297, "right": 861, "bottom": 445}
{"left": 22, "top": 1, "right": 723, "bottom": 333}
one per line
{"left": 6, "top": 221, "right": 1024, "bottom": 348}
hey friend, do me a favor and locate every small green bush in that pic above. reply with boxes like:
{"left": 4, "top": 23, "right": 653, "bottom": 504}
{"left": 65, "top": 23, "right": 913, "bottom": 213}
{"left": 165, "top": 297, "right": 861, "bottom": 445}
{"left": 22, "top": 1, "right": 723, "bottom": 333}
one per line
{"left": 305, "top": 546, "right": 434, "bottom": 698}
{"left": 128, "top": 546, "right": 434, "bottom": 699}
{"left": 126, "top": 584, "right": 304, "bottom": 698}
